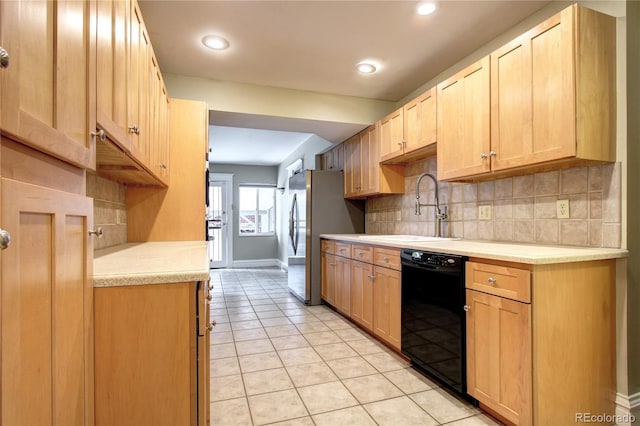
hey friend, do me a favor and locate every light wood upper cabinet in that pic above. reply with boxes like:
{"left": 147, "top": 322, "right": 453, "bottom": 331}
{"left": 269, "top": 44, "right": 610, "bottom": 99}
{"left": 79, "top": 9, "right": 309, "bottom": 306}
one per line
{"left": 343, "top": 133, "right": 361, "bottom": 197}
{"left": 380, "top": 88, "right": 437, "bottom": 164}
{"left": 95, "top": 0, "right": 172, "bottom": 187}
{"left": 490, "top": 4, "right": 615, "bottom": 173}
{"left": 379, "top": 108, "right": 404, "bottom": 161}
{"left": 343, "top": 125, "right": 404, "bottom": 199}
{"left": 320, "top": 143, "right": 344, "bottom": 171}
{"left": 0, "top": 0, "right": 96, "bottom": 170}
{"left": 439, "top": 4, "right": 615, "bottom": 182}
{"left": 1, "top": 177, "right": 94, "bottom": 426}
{"left": 96, "top": 0, "right": 131, "bottom": 152}
{"left": 437, "top": 57, "right": 491, "bottom": 181}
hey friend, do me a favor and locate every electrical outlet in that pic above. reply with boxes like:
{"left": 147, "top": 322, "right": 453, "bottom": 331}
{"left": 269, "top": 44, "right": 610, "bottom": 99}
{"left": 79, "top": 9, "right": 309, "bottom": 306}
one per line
{"left": 557, "top": 199, "right": 570, "bottom": 219}
{"left": 478, "top": 205, "right": 492, "bottom": 220}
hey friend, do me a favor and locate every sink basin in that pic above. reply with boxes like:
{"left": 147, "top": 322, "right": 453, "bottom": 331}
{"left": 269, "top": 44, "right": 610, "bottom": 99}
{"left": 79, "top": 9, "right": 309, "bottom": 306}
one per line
{"left": 355, "top": 235, "right": 460, "bottom": 243}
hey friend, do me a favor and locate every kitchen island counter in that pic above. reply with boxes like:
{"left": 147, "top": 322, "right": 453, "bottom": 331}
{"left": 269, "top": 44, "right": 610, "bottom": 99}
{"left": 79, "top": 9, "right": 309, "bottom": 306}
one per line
{"left": 320, "top": 234, "right": 627, "bottom": 264}
{"left": 93, "top": 241, "right": 209, "bottom": 287}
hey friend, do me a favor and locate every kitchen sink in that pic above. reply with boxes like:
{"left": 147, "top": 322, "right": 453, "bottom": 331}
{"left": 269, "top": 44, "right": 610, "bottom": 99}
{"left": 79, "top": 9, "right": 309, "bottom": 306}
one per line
{"left": 355, "top": 235, "right": 460, "bottom": 243}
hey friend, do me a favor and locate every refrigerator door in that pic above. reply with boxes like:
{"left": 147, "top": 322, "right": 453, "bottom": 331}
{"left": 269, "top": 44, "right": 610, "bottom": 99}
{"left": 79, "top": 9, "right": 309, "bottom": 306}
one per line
{"left": 287, "top": 172, "right": 307, "bottom": 302}
{"left": 287, "top": 170, "right": 365, "bottom": 305}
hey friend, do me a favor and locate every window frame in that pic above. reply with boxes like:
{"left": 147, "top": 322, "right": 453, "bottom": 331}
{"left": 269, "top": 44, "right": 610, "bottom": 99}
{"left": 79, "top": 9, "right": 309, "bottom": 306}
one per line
{"left": 237, "top": 184, "right": 276, "bottom": 237}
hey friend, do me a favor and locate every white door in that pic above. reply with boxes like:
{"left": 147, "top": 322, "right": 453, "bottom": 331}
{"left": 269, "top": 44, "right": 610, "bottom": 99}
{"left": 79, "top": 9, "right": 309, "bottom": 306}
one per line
{"left": 209, "top": 174, "right": 232, "bottom": 268}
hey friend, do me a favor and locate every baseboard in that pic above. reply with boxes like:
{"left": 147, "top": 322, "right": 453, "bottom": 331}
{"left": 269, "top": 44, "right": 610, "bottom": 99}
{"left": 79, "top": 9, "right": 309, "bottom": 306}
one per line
{"left": 615, "top": 392, "right": 640, "bottom": 424}
{"left": 231, "top": 259, "right": 283, "bottom": 268}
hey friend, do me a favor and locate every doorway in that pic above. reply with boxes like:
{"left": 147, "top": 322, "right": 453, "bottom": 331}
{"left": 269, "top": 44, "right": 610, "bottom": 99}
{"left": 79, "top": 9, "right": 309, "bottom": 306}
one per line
{"left": 208, "top": 173, "right": 233, "bottom": 268}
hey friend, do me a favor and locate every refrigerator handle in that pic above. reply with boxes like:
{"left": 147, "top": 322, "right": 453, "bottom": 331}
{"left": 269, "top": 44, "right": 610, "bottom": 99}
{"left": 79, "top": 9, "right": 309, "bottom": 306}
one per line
{"left": 289, "top": 194, "right": 298, "bottom": 255}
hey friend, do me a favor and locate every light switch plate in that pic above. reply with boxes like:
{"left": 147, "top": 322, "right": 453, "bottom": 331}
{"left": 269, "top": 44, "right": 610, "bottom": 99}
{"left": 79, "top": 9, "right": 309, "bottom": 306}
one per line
{"left": 396, "top": 210, "right": 402, "bottom": 221}
{"left": 478, "top": 205, "right": 492, "bottom": 220}
{"left": 557, "top": 199, "right": 570, "bottom": 219}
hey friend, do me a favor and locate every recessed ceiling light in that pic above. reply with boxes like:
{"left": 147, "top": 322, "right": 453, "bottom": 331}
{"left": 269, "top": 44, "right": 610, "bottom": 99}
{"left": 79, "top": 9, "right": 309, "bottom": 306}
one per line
{"left": 357, "top": 62, "right": 377, "bottom": 74}
{"left": 202, "top": 35, "right": 229, "bottom": 50}
{"left": 417, "top": 2, "right": 437, "bottom": 16}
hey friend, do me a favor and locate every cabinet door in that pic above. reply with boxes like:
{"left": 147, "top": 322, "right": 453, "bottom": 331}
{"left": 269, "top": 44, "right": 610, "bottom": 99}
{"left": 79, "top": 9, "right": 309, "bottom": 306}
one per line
{"left": 0, "top": 0, "right": 96, "bottom": 169}
{"left": 379, "top": 108, "right": 404, "bottom": 162}
{"left": 321, "top": 252, "right": 336, "bottom": 305}
{"left": 128, "top": 2, "right": 150, "bottom": 166}
{"left": 437, "top": 57, "right": 490, "bottom": 180}
{"left": 373, "top": 266, "right": 401, "bottom": 350}
{"left": 95, "top": 282, "right": 194, "bottom": 426}
{"left": 149, "top": 55, "right": 170, "bottom": 183}
{"left": 96, "top": 0, "right": 131, "bottom": 151}
{"left": 350, "top": 260, "right": 373, "bottom": 331}
{"left": 343, "top": 134, "right": 361, "bottom": 198}
{"left": 334, "top": 255, "right": 351, "bottom": 315}
{"left": 403, "top": 88, "right": 436, "bottom": 154}
{"left": 465, "top": 289, "right": 532, "bottom": 425}
{"left": 1, "top": 178, "right": 94, "bottom": 426}
{"left": 491, "top": 10, "right": 575, "bottom": 172}
{"left": 360, "top": 124, "right": 380, "bottom": 195}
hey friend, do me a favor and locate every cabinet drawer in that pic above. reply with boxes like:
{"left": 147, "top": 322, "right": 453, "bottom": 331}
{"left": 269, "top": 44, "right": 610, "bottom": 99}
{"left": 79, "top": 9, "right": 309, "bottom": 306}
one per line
{"left": 373, "top": 248, "right": 401, "bottom": 271}
{"left": 321, "top": 239, "right": 336, "bottom": 254}
{"left": 335, "top": 242, "right": 352, "bottom": 258}
{"left": 352, "top": 245, "right": 373, "bottom": 263}
{"left": 466, "top": 261, "right": 531, "bottom": 303}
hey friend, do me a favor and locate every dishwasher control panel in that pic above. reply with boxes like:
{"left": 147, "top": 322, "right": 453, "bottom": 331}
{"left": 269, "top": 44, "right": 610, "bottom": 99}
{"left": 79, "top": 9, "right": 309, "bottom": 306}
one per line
{"left": 402, "top": 249, "right": 464, "bottom": 269}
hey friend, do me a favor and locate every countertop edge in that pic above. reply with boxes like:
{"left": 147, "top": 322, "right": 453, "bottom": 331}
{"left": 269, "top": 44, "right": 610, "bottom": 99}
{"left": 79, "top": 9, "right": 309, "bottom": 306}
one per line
{"left": 320, "top": 234, "right": 628, "bottom": 265}
{"left": 93, "top": 241, "right": 209, "bottom": 287}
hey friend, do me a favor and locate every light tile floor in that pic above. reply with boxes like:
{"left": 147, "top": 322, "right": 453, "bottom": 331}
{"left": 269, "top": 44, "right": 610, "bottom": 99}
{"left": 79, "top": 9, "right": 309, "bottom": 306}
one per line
{"left": 209, "top": 268, "right": 501, "bottom": 426}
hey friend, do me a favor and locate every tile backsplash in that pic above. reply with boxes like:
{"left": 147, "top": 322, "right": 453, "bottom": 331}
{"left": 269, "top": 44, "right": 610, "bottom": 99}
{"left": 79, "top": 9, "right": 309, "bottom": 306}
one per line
{"left": 366, "top": 157, "right": 622, "bottom": 248}
{"left": 86, "top": 173, "right": 127, "bottom": 250}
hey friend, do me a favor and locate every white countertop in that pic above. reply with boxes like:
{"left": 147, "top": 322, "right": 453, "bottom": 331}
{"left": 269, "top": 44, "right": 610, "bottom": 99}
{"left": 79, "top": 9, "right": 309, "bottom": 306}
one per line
{"left": 93, "top": 241, "right": 209, "bottom": 287}
{"left": 320, "top": 234, "right": 628, "bottom": 264}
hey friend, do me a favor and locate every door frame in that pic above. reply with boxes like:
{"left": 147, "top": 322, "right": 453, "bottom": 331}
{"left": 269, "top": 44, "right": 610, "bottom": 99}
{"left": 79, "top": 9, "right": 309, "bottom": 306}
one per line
{"left": 209, "top": 173, "right": 233, "bottom": 269}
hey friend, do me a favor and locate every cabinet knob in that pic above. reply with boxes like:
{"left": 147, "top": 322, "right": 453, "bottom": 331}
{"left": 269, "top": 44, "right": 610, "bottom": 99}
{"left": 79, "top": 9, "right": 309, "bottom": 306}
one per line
{"left": 91, "top": 129, "right": 106, "bottom": 142}
{"left": 128, "top": 125, "right": 140, "bottom": 135}
{"left": 487, "top": 277, "right": 497, "bottom": 284}
{"left": 206, "top": 320, "right": 217, "bottom": 331}
{"left": 88, "top": 227, "right": 104, "bottom": 238}
{"left": 206, "top": 294, "right": 213, "bottom": 301}
{"left": 480, "top": 153, "right": 488, "bottom": 159}
{"left": 383, "top": 256, "right": 389, "bottom": 263}
{"left": 489, "top": 151, "right": 497, "bottom": 157}
{"left": 0, "top": 229, "right": 11, "bottom": 250}
{"left": 463, "top": 305, "right": 471, "bottom": 312}
{"left": 397, "top": 141, "right": 403, "bottom": 146}
{"left": 0, "top": 47, "right": 9, "bottom": 69}
{"left": 367, "top": 274, "right": 375, "bottom": 280}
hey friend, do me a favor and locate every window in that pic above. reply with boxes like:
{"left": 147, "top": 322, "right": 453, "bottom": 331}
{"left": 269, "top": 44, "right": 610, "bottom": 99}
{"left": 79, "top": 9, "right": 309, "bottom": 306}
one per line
{"left": 238, "top": 185, "right": 276, "bottom": 236}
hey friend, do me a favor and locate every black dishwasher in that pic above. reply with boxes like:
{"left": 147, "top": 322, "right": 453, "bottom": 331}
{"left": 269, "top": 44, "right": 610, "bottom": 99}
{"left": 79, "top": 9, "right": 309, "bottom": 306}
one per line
{"left": 401, "top": 249, "right": 475, "bottom": 403}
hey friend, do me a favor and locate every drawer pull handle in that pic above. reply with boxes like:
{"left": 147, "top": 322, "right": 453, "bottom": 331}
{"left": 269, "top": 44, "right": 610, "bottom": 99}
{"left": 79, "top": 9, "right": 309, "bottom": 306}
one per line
{"left": 463, "top": 305, "right": 471, "bottom": 312}
{"left": 367, "top": 275, "right": 375, "bottom": 280}
{"left": 383, "top": 256, "right": 389, "bottom": 262}
{"left": 359, "top": 252, "right": 363, "bottom": 257}
{"left": 206, "top": 294, "right": 213, "bottom": 301}
{"left": 206, "top": 320, "right": 217, "bottom": 332}
{"left": 487, "top": 277, "right": 497, "bottom": 284}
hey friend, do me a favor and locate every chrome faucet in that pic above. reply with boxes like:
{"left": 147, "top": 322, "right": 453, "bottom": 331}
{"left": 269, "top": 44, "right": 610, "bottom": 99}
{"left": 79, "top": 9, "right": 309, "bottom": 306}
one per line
{"left": 415, "top": 173, "right": 448, "bottom": 238}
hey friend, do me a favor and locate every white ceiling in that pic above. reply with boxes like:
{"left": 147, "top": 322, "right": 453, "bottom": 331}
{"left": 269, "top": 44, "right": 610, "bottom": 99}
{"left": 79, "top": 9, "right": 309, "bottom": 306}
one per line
{"left": 139, "top": 0, "right": 553, "bottom": 165}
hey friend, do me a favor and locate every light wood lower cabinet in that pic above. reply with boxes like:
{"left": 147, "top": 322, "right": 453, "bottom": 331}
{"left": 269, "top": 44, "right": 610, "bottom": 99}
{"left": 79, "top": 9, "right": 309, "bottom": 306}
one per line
{"left": 95, "top": 281, "right": 210, "bottom": 426}
{"left": 372, "top": 264, "right": 401, "bottom": 350}
{"left": 1, "top": 173, "right": 94, "bottom": 425}
{"left": 350, "top": 260, "right": 374, "bottom": 331}
{"left": 321, "top": 240, "right": 401, "bottom": 351}
{"left": 465, "top": 288, "right": 532, "bottom": 425}
{"left": 465, "top": 259, "right": 616, "bottom": 425}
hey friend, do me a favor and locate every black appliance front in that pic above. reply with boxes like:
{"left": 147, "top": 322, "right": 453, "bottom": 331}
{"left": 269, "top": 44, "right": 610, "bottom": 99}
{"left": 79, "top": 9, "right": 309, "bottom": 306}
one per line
{"left": 401, "top": 249, "right": 475, "bottom": 403}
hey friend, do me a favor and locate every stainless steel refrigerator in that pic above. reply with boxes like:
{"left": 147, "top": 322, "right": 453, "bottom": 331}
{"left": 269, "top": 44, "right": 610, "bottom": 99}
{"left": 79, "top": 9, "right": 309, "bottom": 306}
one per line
{"left": 287, "top": 170, "right": 365, "bottom": 305}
